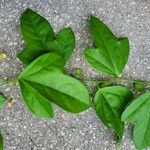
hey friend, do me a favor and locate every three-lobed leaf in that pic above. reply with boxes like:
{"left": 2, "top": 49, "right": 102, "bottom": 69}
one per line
{"left": 122, "top": 92, "right": 150, "bottom": 149}
{"left": 18, "top": 9, "right": 75, "bottom": 65}
{"left": 94, "top": 86, "right": 133, "bottom": 140}
{"left": 84, "top": 16, "right": 130, "bottom": 76}
{"left": 19, "top": 53, "right": 91, "bottom": 117}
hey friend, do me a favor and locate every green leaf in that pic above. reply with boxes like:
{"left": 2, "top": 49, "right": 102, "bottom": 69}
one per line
{"left": 18, "top": 9, "right": 75, "bottom": 65}
{"left": 20, "top": 8, "right": 55, "bottom": 49}
{"left": 19, "top": 53, "right": 91, "bottom": 115}
{"left": 84, "top": 16, "right": 130, "bottom": 76}
{"left": 19, "top": 80, "right": 54, "bottom": 118}
{"left": 0, "top": 132, "right": 3, "bottom": 150}
{"left": 122, "top": 92, "right": 150, "bottom": 149}
{"left": 19, "top": 52, "right": 65, "bottom": 78}
{"left": 17, "top": 47, "right": 48, "bottom": 65}
{"left": 54, "top": 28, "right": 75, "bottom": 61}
{"left": 94, "top": 86, "right": 133, "bottom": 140}
{"left": 0, "top": 93, "right": 5, "bottom": 108}
{"left": 19, "top": 52, "right": 64, "bottom": 118}
{"left": 133, "top": 81, "right": 145, "bottom": 91}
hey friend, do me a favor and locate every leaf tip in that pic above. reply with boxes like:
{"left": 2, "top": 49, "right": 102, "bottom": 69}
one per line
{"left": 24, "top": 8, "right": 34, "bottom": 14}
{"left": 90, "top": 15, "right": 97, "bottom": 20}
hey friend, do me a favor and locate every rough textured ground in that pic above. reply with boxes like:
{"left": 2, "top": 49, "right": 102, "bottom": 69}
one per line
{"left": 0, "top": 0, "right": 150, "bottom": 149}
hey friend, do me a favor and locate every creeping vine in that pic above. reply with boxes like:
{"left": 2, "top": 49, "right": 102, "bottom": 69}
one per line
{"left": 0, "top": 9, "right": 150, "bottom": 150}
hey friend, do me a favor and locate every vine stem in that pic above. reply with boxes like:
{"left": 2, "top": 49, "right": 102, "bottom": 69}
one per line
{"left": 82, "top": 76, "right": 150, "bottom": 86}
{"left": 0, "top": 74, "right": 150, "bottom": 87}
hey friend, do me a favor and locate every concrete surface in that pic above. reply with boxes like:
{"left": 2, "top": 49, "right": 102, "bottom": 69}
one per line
{"left": 0, "top": 0, "right": 150, "bottom": 149}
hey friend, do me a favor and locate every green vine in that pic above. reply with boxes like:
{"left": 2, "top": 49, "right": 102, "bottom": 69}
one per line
{"left": 0, "top": 8, "right": 150, "bottom": 150}
{"left": 1, "top": 74, "right": 150, "bottom": 90}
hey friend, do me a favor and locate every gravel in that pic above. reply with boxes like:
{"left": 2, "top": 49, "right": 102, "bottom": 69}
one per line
{"left": 0, "top": 0, "right": 150, "bottom": 149}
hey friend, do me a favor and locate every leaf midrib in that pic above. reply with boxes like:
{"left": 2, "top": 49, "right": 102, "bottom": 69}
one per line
{"left": 22, "top": 79, "right": 89, "bottom": 107}
{"left": 85, "top": 51, "right": 115, "bottom": 75}
{"left": 26, "top": 12, "right": 49, "bottom": 48}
